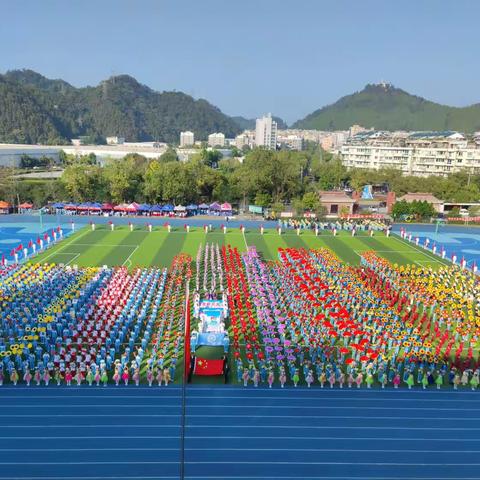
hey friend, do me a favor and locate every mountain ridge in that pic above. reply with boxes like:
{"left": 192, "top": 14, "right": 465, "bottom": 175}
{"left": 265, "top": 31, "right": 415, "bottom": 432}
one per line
{"left": 0, "top": 69, "right": 241, "bottom": 144}
{"left": 293, "top": 83, "right": 480, "bottom": 132}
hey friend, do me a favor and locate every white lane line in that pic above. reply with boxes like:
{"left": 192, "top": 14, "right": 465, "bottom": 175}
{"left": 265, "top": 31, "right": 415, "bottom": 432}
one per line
{"left": 2, "top": 461, "right": 480, "bottom": 466}
{"left": 0, "top": 447, "right": 477, "bottom": 454}
{"left": 0, "top": 436, "right": 180, "bottom": 439}
{"left": 2, "top": 414, "right": 477, "bottom": 421}
{"left": 185, "top": 425, "right": 480, "bottom": 431}
{"left": 1, "top": 404, "right": 478, "bottom": 412}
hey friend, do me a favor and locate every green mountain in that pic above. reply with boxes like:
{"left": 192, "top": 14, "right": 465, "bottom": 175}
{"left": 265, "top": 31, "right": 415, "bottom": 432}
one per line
{"left": 293, "top": 83, "right": 480, "bottom": 132}
{"left": 232, "top": 115, "right": 288, "bottom": 130}
{"left": 0, "top": 69, "right": 241, "bottom": 144}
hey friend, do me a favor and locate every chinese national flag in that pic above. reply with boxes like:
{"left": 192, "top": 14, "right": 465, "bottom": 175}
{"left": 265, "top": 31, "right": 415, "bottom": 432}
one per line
{"left": 194, "top": 357, "right": 224, "bottom": 376}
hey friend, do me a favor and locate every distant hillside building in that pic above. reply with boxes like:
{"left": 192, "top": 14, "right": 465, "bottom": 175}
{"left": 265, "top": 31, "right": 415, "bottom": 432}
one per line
{"left": 180, "top": 131, "right": 195, "bottom": 147}
{"left": 106, "top": 136, "right": 125, "bottom": 145}
{"left": 208, "top": 132, "right": 225, "bottom": 147}
{"left": 341, "top": 130, "right": 480, "bottom": 177}
{"left": 255, "top": 114, "right": 277, "bottom": 150}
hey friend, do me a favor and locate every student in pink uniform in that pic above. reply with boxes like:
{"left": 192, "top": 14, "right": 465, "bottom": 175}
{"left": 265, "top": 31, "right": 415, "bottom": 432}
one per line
{"left": 65, "top": 369, "right": 73, "bottom": 386}
{"left": 34, "top": 369, "right": 41, "bottom": 386}
{"left": 113, "top": 368, "right": 121, "bottom": 386}
{"left": 122, "top": 368, "right": 129, "bottom": 386}
{"left": 355, "top": 372, "right": 363, "bottom": 388}
{"left": 347, "top": 372, "right": 355, "bottom": 388}
{"left": 156, "top": 368, "right": 163, "bottom": 386}
{"left": 267, "top": 369, "right": 275, "bottom": 388}
{"left": 133, "top": 368, "right": 140, "bottom": 386}
{"left": 43, "top": 370, "right": 51, "bottom": 386}
{"left": 338, "top": 372, "right": 345, "bottom": 389}
{"left": 146, "top": 369, "right": 154, "bottom": 387}
{"left": 393, "top": 373, "right": 401, "bottom": 389}
{"left": 75, "top": 370, "right": 83, "bottom": 386}
{"left": 328, "top": 372, "right": 336, "bottom": 388}
{"left": 94, "top": 370, "right": 101, "bottom": 386}
{"left": 306, "top": 370, "right": 314, "bottom": 388}
{"left": 253, "top": 369, "right": 260, "bottom": 387}
{"left": 279, "top": 367, "right": 287, "bottom": 388}
{"left": 23, "top": 369, "right": 32, "bottom": 386}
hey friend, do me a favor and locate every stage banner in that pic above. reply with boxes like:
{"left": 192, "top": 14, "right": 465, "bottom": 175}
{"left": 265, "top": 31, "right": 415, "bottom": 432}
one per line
{"left": 194, "top": 357, "right": 224, "bottom": 376}
{"left": 197, "top": 332, "right": 229, "bottom": 347}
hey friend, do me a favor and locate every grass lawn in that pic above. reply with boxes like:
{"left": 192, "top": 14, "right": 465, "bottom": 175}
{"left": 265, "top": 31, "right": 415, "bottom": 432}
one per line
{"left": 33, "top": 225, "right": 447, "bottom": 269}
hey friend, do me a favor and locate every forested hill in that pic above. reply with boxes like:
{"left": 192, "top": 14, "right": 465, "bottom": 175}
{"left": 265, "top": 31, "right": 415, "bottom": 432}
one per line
{"left": 231, "top": 115, "right": 288, "bottom": 130}
{"left": 0, "top": 69, "right": 241, "bottom": 144}
{"left": 293, "top": 83, "right": 480, "bottom": 132}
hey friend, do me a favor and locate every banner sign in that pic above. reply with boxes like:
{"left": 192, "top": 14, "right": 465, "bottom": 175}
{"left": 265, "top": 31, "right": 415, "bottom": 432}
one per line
{"left": 248, "top": 205, "right": 263, "bottom": 214}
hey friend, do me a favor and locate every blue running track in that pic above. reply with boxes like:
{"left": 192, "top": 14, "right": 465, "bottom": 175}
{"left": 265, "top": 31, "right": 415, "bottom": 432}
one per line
{"left": 0, "top": 386, "right": 479, "bottom": 479}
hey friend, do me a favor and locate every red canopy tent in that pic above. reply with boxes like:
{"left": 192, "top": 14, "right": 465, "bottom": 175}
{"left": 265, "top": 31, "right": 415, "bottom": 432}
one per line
{"left": 18, "top": 202, "right": 33, "bottom": 209}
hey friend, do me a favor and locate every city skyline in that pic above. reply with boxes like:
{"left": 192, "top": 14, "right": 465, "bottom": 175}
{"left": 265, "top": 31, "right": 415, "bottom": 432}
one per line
{"left": 1, "top": 0, "right": 479, "bottom": 123}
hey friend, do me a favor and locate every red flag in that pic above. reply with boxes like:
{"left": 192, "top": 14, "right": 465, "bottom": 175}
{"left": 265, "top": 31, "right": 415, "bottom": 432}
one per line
{"left": 36, "top": 237, "right": 41, "bottom": 245}
{"left": 52, "top": 229, "right": 55, "bottom": 236}
{"left": 1, "top": 254, "right": 5, "bottom": 265}
{"left": 28, "top": 240, "right": 33, "bottom": 248}
{"left": 43, "top": 233, "right": 48, "bottom": 240}
{"left": 16, "top": 244, "right": 23, "bottom": 252}
{"left": 193, "top": 357, "right": 224, "bottom": 376}
{"left": 184, "top": 290, "right": 191, "bottom": 380}
{"left": 57, "top": 226, "right": 61, "bottom": 233}
{"left": 10, "top": 249, "right": 15, "bottom": 257}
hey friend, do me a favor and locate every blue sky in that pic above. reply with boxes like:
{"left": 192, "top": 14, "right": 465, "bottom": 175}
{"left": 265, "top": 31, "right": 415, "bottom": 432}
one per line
{"left": 1, "top": 0, "right": 479, "bottom": 123}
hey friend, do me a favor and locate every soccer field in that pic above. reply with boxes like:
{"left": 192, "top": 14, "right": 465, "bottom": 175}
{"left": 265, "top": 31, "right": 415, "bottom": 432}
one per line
{"left": 33, "top": 225, "right": 447, "bottom": 268}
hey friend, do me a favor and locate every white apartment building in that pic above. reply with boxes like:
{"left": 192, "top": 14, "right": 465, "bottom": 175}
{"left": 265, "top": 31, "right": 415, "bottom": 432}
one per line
{"left": 208, "top": 132, "right": 225, "bottom": 147}
{"left": 340, "top": 131, "right": 480, "bottom": 177}
{"left": 277, "top": 134, "right": 303, "bottom": 151}
{"left": 255, "top": 114, "right": 277, "bottom": 150}
{"left": 180, "top": 131, "right": 195, "bottom": 147}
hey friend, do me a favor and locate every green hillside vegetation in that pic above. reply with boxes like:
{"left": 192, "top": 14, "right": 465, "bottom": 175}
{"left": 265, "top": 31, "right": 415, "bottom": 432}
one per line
{"left": 293, "top": 83, "right": 480, "bottom": 132}
{"left": 0, "top": 69, "right": 241, "bottom": 144}
{"left": 231, "top": 115, "right": 288, "bottom": 130}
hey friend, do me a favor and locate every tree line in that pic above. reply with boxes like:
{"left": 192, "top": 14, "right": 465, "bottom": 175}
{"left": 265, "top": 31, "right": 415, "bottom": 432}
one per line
{"left": 1, "top": 145, "right": 480, "bottom": 213}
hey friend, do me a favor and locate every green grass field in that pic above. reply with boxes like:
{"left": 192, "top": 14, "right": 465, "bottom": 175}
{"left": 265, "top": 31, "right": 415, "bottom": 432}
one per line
{"left": 33, "top": 225, "right": 448, "bottom": 268}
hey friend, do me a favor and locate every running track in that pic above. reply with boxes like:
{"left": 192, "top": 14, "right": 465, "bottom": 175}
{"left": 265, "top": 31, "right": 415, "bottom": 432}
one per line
{"left": 0, "top": 386, "right": 479, "bottom": 479}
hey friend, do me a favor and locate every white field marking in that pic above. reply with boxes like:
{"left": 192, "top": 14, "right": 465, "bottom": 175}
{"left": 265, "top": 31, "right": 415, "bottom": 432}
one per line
{"left": 122, "top": 245, "right": 139, "bottom": 267}
{"left": 39, "top": 229, "right": 90, "bottom": 263}
{"left": 394, "top": 235, "right": 449, "bottom": 264}
{"left": 242, "top": 228, "right": 249, "bottom": 250}
{"left": 415, "top": 259, "right": 443, "bottom": 264}
{"left": 68, "top": 244, "right": 140, "bottom": 247}
{"left": 65, "top": 253, "right": 80, "bottom": 266}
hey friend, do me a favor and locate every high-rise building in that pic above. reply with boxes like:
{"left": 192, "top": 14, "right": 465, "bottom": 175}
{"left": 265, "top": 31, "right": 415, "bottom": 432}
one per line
{"left": 180, "top": 131, "right": 194, "bottom": 147}
{"left": 255, "top": 114, "right": 277, "bottom": 150}
{"left": 208, "top": 132, "right": 225, "bottom": 147}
